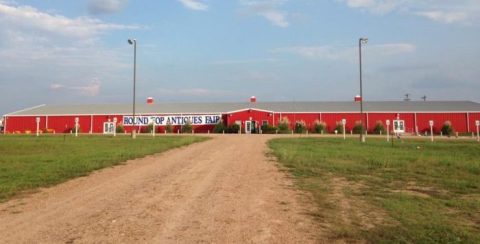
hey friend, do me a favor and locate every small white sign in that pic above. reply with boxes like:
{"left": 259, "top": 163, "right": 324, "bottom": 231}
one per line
{"left": 393, "top": 120, "right": 405, "bottom": 133}
{"left": 341, "top": 119, "right": 346, "bottom": 125}
{"left": 429, "top": 120, "right": 434, "bottom": 126}
{"left": 113, "top": 117, "right": 118, "bottom": 123}
{"left": 103, "top": 122, "right": 115, "bottom": 134}
{"left": 386, "top": 120, "right": 390, "bottom": 126}
{"left": 476, "top": 120, "right": 480, "bottom": 126}
{"left": 75, "top": 117, "right": 79, "bottom": 123}
{"left": 36, "top": 117, "right": 40, "bottom": 123}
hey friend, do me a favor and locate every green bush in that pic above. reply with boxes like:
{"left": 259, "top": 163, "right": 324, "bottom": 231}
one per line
{"left": 294, "top": 121, "right": 307, "bottom": 134}
{"left": 278, "top": 118, "right": 291, "bottom": 134}
{"left": 116, "top": 124, "right": 124, "bottom": 133}
{"left": 181, "top": 121, "right": 192, "bottom": 133}
{"left": 146, "top": 123, "right": 155, "bottom": 133}
{"left": 353, "top": 121, "right": 363, "bottom": 134}
{"left": 261, "top": 124, "right": 277, "bottom": 134}
{"left": 441, "top": 121, "right": 454, "bottom": 136}
{"left": 227, "top": 124, "right": 240, "bottom": 133}
{"left": 373, "top": 121, "right": 386, "bottom": 134}
{"left": 313, "top": 120, "right": 327, "bottom": 134}
{"left": 72, "top": 125, "right": 81, "bottom": 133}
{"left": 165, "top": 123, "right": 173, "bottom": 133}
{"left": 334, "top": 122, "right": 343, "bottom": 134}
{"left": 213, "top": 121, "right": 226, "bottom": 133}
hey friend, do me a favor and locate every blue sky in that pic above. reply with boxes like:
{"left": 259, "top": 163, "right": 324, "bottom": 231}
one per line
{"left": 1, "top": 0, "right": 479, "bottom": 115}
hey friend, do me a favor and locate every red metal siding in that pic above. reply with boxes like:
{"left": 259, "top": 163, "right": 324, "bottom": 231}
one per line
{"left": 322, "top": 113, "right": 363, "bottom": 133}
{"left": 366, "top": 113, "right": 398, "bottom": 133}
{"left": 468, "top": 113, "right": 480, "bottom": 133}
{"left": 227, "top": 110, "right": 273, "bottom": 131}
{"left": 4, "top": 116, "right": 40, "bottom": 133}
{"left": 4, "top": 111, "right": 478, "bottom": 134}
{"left": 416, "top": 113, "right": 467, "bottom": 134}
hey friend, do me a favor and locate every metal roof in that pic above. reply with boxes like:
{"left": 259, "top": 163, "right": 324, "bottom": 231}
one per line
{"left": 5, "top": 101, "right": 480, "bottom": 116}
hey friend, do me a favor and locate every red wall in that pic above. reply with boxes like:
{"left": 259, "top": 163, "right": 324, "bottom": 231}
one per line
{"left": 4, "top": 111, "right": 479, "bottom": 134}
{"left": 226, "top": 109, "right": 273, "bottom": 132}
{"left": 416, "top": 113, "right": 467, "bottom": 134}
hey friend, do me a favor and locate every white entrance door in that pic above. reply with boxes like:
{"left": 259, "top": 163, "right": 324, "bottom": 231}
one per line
{"left": 245, "top": 121, "right": 252, "bottom": 134}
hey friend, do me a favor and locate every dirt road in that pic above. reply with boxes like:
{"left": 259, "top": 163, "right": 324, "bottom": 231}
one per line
{"left": 0, "top": 135, "right": 318, "bottom": 243}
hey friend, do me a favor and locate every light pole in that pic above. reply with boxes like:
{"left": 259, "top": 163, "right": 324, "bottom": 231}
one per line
{"left": 359, "top": 37, "right": 368, "bottom": 143}
{"left": 128, "top": 39, "right": 137, "bottom": 139}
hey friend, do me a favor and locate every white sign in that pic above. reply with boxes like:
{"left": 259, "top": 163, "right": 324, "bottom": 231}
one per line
{"left": 104, "top": 122, "right": 115, "bottom": 134}
{"left": 341, "top": 119, "right": 346, "bottom": 125}
{"left": 429, "top": 120, "right": 434, "bottom": 126}
{"left": 75, "top": 117, "right": 79, "bottom": 123}
{"left": 113, "top": 117, "right": 118, "bottom": 123}
{"left": 393, "top": 120, "right": 405, "bottom": 133}
{"left": 123, "top": 115, "right": 221, "bottom": 126}
{"left": 386, "top": 120, "right": 390, "bottom": 126}
{"left": 476, "top": 120, "right": 480, "bottom": 126}
{"left": 36, "top": 117, "right": 40, "bottom": 123}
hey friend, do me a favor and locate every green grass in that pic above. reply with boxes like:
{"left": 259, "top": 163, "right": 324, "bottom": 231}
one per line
{"left": 0, "top": 135, "right": 208, "bottom": 201}
{"left": 268, "top": 137, "right": 480, "bottom": 243}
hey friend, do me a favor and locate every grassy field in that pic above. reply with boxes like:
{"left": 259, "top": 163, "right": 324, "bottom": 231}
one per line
{"left": 268, "top": 137, "right": 480, "bottom": 243}
{"left": 0, "top": 135, "right": 207, "bottom": 201}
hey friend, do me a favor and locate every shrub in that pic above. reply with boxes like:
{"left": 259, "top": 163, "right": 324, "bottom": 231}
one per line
{"left": 227, "top": 123, "right": 240, "bottom": 133}
{"left": 181, "top": 120, "right": 192, "bottom": 133}
{"left": 334, "top": 122, "right": 344, "bottom": 134}
{"left": 277, "top": 117, "right": 291, "bottom": 134}
{"left": 146, "top": 123, "right": 155, "bottom": 133}
{"left": 441, "top": 121, "right": 454, "bottom": 136}
{"left": 213, "top": 121, "right": 226, "bottom": 133}
{"left": 353, "top": 121, "right": 363, "bottom": 134}
{"left": 313, "top": 120, "right": 327, "bottom": 134}
{"left": 373, "top": 121, "right": 386, "bottom": 134}
{"left": 294, "top": 120, "right": 307, "bottom": 134}
{"left": 261, "top": 124, "right": 277, "bottom": 134}
{"left": 116, "top": 124, "right": 125, "bottom": 133}
{"left": 72, "top": 124, "right": 81, "bottom": 133}
{"left": 165, "top": 123, "right": 173, "bottom": 133}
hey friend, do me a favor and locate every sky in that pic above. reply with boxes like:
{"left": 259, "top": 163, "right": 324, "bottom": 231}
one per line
{"left": 1, "top": 0, "right": 479, "bottom": 115}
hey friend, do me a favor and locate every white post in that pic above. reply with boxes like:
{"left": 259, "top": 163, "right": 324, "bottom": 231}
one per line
{"left": 113, "top": 117, "right": 118, "bottom": 137}
{"left": 75, "top": 117, "right": 79, "bottom": 137}
{"left": 386, "top": 120, "right": 390, "bottom": 142}
{"left": 429, "top": 120, "right": 434, "bottom": 142}
{"left": 476, "top": 120, "right": 479, "bottom": 142}
{"left": 342, "top": 119, "right": 346, "bottom": 140}
{"left": 36, "top": 117, "right": 40, "bottom": 137}
{"left": 152, "top": 123, "right": 156, "bottom": 137}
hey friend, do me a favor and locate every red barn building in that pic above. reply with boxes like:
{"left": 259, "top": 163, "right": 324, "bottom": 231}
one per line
{"left": 3, "top": 101, "right": 480, "bottom": 135}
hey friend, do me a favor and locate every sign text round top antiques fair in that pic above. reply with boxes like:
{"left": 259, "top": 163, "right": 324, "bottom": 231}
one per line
{"left": 123, "top": 115, "right": 221, "bottom": 126}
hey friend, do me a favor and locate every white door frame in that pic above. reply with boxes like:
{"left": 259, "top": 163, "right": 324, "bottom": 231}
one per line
{"left": 245, "top": 121, "right": 252, "bottom": 134}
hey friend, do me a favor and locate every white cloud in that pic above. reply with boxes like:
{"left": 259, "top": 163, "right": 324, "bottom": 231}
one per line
{"left": 51, "top": 80, "right": 101, "bottom": 96}
{"left": 0, "top": 3, "right": 139, "bottom": 39}
{"left": 272, "top": 43, "right": 416, "bottom": 61}
{"left": 0, "top": 2, "right": 135, "bottom": 100}
{"left": 339, "top": 0, "right": 402, "bottom": 15}
{"left": 88, "top": 0, "right": 129, "bottom": 15}
{"left": 239, "top": 0, "right": 290, "bottom": 27}
{"left": 416, "top": 11, "right": 468, "bottom": 24}
{"left": 177, "top": 0, "right": 208, "bottom": 11}
{"left": 156, "top": 88, "right": 231, "bottom": 97}
{"left": 337, "top": 0, "right": 480, "bottom": 24}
